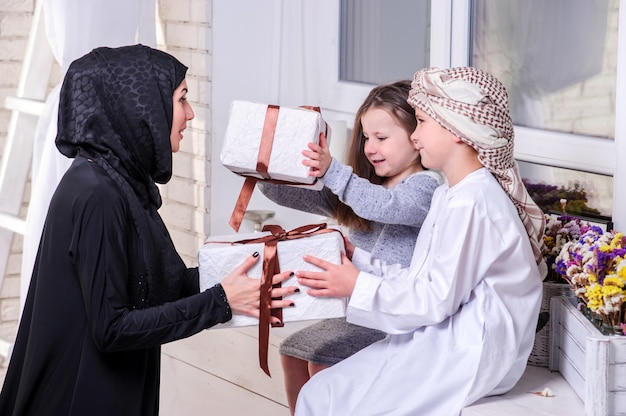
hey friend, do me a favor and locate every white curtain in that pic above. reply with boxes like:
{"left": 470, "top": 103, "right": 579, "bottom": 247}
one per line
{"left": 20, "top": 0, "right": 157, "bottom": 312}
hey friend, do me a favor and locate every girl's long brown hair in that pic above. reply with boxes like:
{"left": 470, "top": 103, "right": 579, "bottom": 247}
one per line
{"left": 332, "top": 80, "right": 420, "bottom": 231}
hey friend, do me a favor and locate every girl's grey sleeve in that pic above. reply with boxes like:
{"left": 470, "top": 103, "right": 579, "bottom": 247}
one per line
{"left": 322, "top": 158, "right": 441, "bottom": 227}
{"left": 257, "top": 182, "right": 336, "bottom": 218}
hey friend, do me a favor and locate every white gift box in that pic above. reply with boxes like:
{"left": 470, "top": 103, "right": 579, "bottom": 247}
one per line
{"left": 199, "top": 228, "right": 347, "bottom": 328}
{"left": 220, "top": 100, "right": 330, "bottom": 189}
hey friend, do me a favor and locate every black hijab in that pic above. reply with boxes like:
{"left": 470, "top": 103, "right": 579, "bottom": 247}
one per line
{"left": 55, "top": 45, "right": 189, "bottom": 307}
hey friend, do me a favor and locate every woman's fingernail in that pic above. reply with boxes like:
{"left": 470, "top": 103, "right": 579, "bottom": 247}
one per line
{"left": 253, "top": 252, "right": 259, "bottom": 258}
{"left": 289, "top": 272, "right": 295, "bottom": 277}
{"left": 290, "top": 303, "right": 295, "bottom": 307}
{"left": 294, "top": 288, "right": 300, "bottom": 293}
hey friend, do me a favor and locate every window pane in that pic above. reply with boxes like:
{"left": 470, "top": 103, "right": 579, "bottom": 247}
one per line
{"left": 470, "top": 0, "right": 618, "bottom": 139}
{"left": 519, "top": 161, "right": 613, "bottom": 219}
{"left": 340, "top": 0, "right": 430, "bottom": 85}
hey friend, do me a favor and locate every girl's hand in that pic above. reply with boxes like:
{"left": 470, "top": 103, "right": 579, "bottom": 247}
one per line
{"left": 302, "top": 132, "right": 332, "bottom": 177}
{"left": 220, "top": 253, "right": 298, "bottom": 325}
{"left": 296, "top": 253, "right": 358, "bottom": 298}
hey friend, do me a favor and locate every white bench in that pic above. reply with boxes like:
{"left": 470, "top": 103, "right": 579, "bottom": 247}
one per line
{"left": 463, "top": 364, "right": 585, "bottom": 415}
{"left": 161, "top": 320, "right": 586, "bottom": 415}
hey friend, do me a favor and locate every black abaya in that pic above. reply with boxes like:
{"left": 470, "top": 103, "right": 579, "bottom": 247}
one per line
{"left": 0, "top": 159, "right": 230, "bottom": 416}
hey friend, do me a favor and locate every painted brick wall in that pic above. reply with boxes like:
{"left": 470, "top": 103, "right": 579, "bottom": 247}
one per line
{"left": 157, "top": 0, "right": 212, "bottom": 267}
{"left": 0, "top": 0, "right": 35, "bottom": 379}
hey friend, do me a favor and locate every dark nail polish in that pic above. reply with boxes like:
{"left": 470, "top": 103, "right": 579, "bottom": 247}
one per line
{"left": 290, "top": 303, "right": 295, "bottom": 307}
{"left": 294, "top": 288, "right": 300, "bottom": 293}
{"left": 253, "top": 252, "right": 259, "bottom": 258}
{"left": 289, "top": 272, "right": 295, "bottom": 277}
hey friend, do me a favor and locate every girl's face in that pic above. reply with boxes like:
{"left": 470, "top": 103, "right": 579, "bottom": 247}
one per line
{"left": 170, "top": 79, "right": 194, "bottom": 153}
{"left": 360, "top": 107, "right": 421, "bottom": 187}
{"left": 410, "top": 108, "right": 455, "bottom": 172}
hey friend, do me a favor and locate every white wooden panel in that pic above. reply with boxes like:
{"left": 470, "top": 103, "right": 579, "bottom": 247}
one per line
{"left": 550, "top": 296, "right": 626, "bottom": 415}
{"left": 558, "top": 350, "right": 586, "bottom": 401}
{"left": 614, "top": 363, "right": 626, "bottom": 391}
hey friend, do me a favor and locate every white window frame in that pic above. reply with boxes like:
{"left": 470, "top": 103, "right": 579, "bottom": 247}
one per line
{"left": 309, "top": 0, "right": 625, "bottom": 229}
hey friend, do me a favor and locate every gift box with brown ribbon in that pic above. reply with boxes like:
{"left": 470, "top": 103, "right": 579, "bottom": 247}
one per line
{"left": 220, "top": 100, "right": 331, "bottom": 231}
{"left": 198, "top": 223, "right": 347, "bottom": 376}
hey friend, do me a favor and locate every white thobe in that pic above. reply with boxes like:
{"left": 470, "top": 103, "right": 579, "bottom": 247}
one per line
{"left": 295, "top": 168, "right": 543, "bottom": 416}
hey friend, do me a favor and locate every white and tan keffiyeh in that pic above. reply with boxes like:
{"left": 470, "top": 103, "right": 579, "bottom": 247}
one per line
{"left": 408, "top": 67, "right": 547, "bottom": 276}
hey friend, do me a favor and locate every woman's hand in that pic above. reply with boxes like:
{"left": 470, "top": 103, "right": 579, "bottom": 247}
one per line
{"left": 296, "top": 253, "right": 358, "bottom": 298}
{"left": 302, "top": 132, "right": 332, "bottom": 178}
{"left": 220, "top": 253, "right": 298, "bottom": 325}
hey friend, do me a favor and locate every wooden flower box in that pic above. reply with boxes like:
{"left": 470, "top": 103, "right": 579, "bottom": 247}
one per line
{"left": 549, "top": 296, "right": 626, "bottom": 415}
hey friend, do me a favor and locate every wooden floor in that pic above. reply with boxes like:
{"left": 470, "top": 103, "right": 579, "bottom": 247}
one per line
{"left": 0, "top": 321, "right": 586, "bottom": 415}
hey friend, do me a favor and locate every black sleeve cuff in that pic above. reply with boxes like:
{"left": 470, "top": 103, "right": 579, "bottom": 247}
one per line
{"left": 211, "top": 283, "right": 232, "bottom": 322}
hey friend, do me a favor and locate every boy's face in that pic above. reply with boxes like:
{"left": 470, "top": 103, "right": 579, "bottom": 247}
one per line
{"left": 410, "top": 108, "right": 455, "bottom": 171}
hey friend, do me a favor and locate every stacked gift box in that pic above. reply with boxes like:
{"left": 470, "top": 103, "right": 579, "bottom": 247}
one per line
{"left": 198, "top": 226, "right": 347, "bottom": 328}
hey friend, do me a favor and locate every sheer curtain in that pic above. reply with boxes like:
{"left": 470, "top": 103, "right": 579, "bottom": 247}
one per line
{"left": 20, "top": 0, "right": 156, "bottom": 312}
{"left": 472, "top": 0, "right": 610, "bottom": 128}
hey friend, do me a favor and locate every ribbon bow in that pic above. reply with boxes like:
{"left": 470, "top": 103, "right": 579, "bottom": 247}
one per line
{"left": 233, "top": 223, "right": 340, "bottom": 376}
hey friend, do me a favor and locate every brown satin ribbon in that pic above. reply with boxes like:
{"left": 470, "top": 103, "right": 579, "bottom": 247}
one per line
{"left": 228, "top": 105, "right": 326, "bottom": 232}
{"left": 228, "top": 223, "right": 341, "bottom": 376}
{"left": 229, "top": 105, "right": 279, "bottom": 231}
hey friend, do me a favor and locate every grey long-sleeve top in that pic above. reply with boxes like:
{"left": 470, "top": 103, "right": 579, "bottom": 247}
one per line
{"left": 258, "top": 158, "right": 442, "bottom": 267}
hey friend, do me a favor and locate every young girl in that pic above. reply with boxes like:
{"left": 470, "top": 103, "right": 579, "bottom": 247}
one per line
{"left": 294, "top": 67, "right": 547, "bottom": 415}
{"left": 258, "top": 80, "right": 442, "bottom": 413}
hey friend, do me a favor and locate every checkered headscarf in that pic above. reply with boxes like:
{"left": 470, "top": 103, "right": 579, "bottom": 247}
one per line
{"left": 408, "top": 67, "right": 547, "bottom": 275}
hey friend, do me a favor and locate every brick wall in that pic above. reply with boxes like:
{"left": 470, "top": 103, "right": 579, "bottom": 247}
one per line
{"left": 0, "top": 0, "right": 35, "bottom": 379}
{"left": 157, "top": 0, "right": 212, "bottom": 266}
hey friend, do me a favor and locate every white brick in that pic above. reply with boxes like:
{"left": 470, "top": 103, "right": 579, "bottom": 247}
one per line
{"left": 0, "top": 276, "right": 20, "bottom": 300}
{"left": 165, "top": 22, "right": 208, "bottom": 51}
{"left": 0, "top": 12, "right": 32, "bottom": 36}
{"left": 0, "top": 38, "right": 29, "bottom": 60}
{"left": 5, "top": 250, "right": 21, "bottom": 275}
{"left": 191, "top": 154, "right": 210, "bottom": 184}
{"left": 0, "top": 62, "right": 22, "bottom": 86}
{"left": 172, "top": 152, "right": 193, "bottom": 179}
{"left": 168, "top": 227, "right": 202, "bottom": 260}
{"left": 160, "top": 201, "right": 194, "bottom": 230}
{"left": 0, "top": 298, "right": 19, "bottom": 321}
{"left": 0, "top": 0, "right": 34, "bottom": 13}
{"left": 182, "top": 127, "right": 208, "bottom": 156}
{"left": 167, "top": 177, "right": 197, "bottom": 206}
{"left": 190, "top": 0, "right": 211, "bottom": 24}
{"left": 158, "top": 0, "right": 192, "bottom": 22}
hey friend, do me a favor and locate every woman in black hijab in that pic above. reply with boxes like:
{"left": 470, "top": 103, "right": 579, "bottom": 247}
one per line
{"left": 0, "top": 44, "right": 296, "bottom": 416}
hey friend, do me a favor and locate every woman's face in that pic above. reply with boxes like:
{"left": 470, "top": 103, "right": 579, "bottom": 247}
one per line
{"left": 171, "top": 79, "right": 194, "bottom": 153}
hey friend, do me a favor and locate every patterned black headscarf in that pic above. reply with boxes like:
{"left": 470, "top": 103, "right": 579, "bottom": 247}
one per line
{"left": 56, "top": 45, "right": 189, "bottom": 307}
{"left": 56, "top": 44, "right": 188, "bottom": 207}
